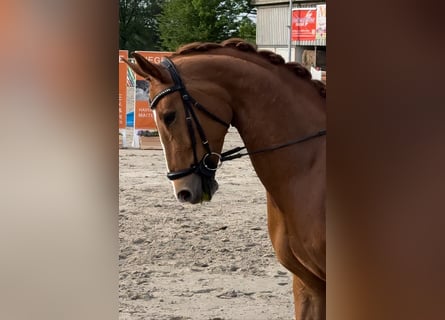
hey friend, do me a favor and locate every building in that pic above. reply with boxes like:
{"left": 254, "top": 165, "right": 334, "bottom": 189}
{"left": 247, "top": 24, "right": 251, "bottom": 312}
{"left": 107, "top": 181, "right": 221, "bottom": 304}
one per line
{"left": 251, "top": 0, "right": 326, "bottom": 72}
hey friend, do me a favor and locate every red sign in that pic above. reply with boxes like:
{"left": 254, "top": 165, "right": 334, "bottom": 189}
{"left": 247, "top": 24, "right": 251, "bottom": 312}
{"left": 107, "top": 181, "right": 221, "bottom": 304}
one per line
{"left": 292, "top": 9, "right": 317, "bottom": 41}
{"left": 133, "top": 51, "right": 172, "bottom": 130}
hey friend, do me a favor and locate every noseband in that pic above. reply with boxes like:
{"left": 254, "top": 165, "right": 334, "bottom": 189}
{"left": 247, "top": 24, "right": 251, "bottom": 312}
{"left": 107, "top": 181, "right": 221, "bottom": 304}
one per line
{"left": 149, "top": 57, "right": 326, "bottom": 181}
{"left": 150, "top": 58, "right": 230, "bottom": 181}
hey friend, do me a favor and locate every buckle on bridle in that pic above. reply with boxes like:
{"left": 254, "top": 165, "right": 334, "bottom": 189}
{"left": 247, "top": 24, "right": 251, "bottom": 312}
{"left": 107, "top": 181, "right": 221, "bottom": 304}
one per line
{"left": 201, "top": 152, "right": 222, "bottom": 171}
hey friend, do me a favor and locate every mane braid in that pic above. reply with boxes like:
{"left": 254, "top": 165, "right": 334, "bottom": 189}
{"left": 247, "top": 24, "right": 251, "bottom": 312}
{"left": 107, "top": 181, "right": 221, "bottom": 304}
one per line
{"left": 173, "top": 38, "right": 326, "bottom": 98}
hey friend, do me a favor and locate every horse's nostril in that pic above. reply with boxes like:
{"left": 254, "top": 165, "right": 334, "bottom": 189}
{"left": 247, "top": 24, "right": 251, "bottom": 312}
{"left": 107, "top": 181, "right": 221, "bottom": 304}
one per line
{"left": 177, "top": 190, "right": 192, "bottom": 202}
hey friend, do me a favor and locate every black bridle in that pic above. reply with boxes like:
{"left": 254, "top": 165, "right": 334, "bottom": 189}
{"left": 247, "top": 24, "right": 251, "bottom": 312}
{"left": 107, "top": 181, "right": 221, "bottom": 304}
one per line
{"left": 149, "top": 57, "right": 326, "bottom": 181}
{"left": 150, "top": 57, "right": 230, "bottom": 181}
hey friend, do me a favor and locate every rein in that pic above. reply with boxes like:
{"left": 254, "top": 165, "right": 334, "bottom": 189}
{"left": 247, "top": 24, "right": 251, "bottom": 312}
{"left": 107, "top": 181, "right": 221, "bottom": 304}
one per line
{"left": 150, "top": 57, "right": 326, "bottom": 181}
{"left": 220, "top": 129, "right": 326, "bottom": 162}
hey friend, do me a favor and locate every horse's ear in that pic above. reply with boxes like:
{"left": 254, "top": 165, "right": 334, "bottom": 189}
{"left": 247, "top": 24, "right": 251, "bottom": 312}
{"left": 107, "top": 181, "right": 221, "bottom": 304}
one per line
{"left": 122, "top": 52, "right": 169, "bottom": 83}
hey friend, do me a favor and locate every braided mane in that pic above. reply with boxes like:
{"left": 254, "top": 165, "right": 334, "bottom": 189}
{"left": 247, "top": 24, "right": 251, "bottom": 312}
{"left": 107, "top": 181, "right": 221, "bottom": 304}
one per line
{"left": 172, "top": 38, "right": 326, "bottom": 98}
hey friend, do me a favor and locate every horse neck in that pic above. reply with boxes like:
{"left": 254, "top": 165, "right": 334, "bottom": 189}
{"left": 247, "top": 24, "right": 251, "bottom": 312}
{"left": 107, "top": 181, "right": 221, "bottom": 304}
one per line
{"left": 234, "top": 78, "right": 325, "bottom": 203}
{"left": 181, "top": 54, "right": 325, "bottom": 137}
{"left": 202, "top": 55, "right": 326, "bottom": 202}
{"left": 232, "top": 79, "right": 325, "bottom": 150}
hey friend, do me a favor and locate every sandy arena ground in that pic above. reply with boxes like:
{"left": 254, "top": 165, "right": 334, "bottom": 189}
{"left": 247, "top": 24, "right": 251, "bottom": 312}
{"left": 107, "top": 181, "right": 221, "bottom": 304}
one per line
{"left": 119, "top": 127, "right": 294, "bottom": 320}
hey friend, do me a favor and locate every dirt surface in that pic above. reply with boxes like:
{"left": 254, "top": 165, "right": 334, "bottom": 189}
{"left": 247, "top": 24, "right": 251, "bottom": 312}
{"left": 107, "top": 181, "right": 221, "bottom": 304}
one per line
{"left": 119, "top": 128, "right": 294, "bottom": 320}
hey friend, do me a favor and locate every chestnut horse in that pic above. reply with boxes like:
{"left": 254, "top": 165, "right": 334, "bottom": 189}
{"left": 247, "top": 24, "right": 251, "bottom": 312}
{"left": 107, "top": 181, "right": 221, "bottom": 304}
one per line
{"left": 124, "top": 39, "right": 326, "bottom": 320}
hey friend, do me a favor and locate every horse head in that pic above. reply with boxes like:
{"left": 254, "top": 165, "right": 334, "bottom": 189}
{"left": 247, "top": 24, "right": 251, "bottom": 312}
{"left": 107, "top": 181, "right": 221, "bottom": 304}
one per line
{"left": 124, "top": 53, "right": 232, "bottom": 204}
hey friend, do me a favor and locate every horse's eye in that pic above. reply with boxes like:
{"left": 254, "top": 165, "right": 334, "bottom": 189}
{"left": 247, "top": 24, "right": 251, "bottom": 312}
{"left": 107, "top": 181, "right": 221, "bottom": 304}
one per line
{"left": 163, "top": 111, "right": 176, "bottom": 127}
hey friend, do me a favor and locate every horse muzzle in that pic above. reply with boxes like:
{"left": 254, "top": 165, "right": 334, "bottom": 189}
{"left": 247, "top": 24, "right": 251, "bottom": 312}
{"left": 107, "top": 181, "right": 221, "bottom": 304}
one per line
{"left": 174, "top": 173, "right": 219, "bottom": 204}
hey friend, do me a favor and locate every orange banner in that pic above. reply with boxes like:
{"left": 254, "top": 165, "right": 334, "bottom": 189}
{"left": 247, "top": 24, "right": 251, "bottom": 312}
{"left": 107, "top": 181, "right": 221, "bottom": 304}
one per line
{"left": 118, "top": 50, "right": 128, "bottom": 129}
{"left": 134, "top": 51, "right": 172, "bottom": 130}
